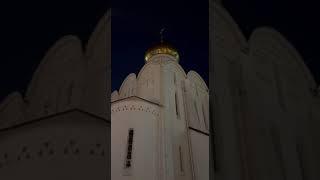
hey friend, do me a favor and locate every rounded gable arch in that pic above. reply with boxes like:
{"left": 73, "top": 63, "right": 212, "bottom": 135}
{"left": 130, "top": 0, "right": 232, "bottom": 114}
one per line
{"left": 26, "top": 35, "right": 83, "bottom": 100}
{"left": 137, "top": 60, "right": 187, "bottom": 82}
{"left": 119, "top": 73, "right": 137, "bottom": 97}
{"left": 212, "top": 2, "right": 248, "bottom": 53}
{"left": 187, "top": 71, "right": 208, "bottom": 91}
{"left": 0, "top": 92, "right": 25, "bottom": 128}
{"left": 111, "top": 90, "right": 119, "bottom": 102}
{"left": 250, "top": 27, "right": 316, "bottom": 88}
{"left": 25, "top": 35, "right": 84, "bottom": 120}
{"left": 86, "top": 12, "right": 110, "bottom": 61}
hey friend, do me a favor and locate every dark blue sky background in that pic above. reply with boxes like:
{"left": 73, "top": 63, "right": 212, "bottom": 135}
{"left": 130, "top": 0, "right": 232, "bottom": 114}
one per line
{"left": 112, "top": 0, "right": 209, "bottom": 91}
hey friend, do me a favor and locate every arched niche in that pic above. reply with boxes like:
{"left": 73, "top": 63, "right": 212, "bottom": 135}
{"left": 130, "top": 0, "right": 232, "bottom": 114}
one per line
{"left": 119, "top": 73, "right": 137, "bottom": 99}
{"left": 82, "top": 12, "right": 111, "bottom": 119}
{"left": 25, "top": 35, "right": 84, "bottom": 120}
{"left": 0, "top": 92, "right": 25, "bottom": 128}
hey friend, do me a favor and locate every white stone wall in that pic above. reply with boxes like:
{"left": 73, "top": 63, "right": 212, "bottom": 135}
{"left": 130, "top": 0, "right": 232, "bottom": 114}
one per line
{"left": 108, "top": 4, "right": 210, "bottom": 180}
{"left": 137, "top": 61, "right": 161, "bottom": 104}
{"left": 119, "top": 73, "right": 137, "bottom": 99}
{"left": 189, "top": 129, "right": 209, "bottom": 180}
{"left": 112, "top": 50, "right": 209, "bottom": 180}
{"left": 160, "top": 61, "right": 193, "bottom": 180}
{"left": 185, "top": 71, "right": 209, "bottom": 133}
{"left": 111, "top": 98, "right": 160, "bottom": 180}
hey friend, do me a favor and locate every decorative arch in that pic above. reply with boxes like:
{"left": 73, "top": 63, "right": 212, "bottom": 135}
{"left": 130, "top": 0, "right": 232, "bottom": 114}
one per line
{"left": 212, "top": 2, "right": 248, "bottom": 53}
{"left": 81, "top": 12, "right": 111, "bottom": 119}
{"left": 168, "top": 61, "right": 188, "bottom": 79}
{"left": 25, "top": 35, "right": 84, "bottom": 120}
{"left": 0, "top": 92, "right": 25, "bottom": 128}
{"left": 137, "top": 61, "right": 157, "bottom": 81}
{"left": 250, "top": 27, "right": 316, "bottom": 89}
{"left": 86, "top": 12, "right": 110, "bottom": 60}
{"left": 26, "top": 35, "right": 83, "bottom": 99}
{"left": 119, "top": 73, "right": 137, "bottom": 98}
{"left": 111, "top": 91, "right": 119, "bottom": 102}
{"left": 187, "top": 71, "right": 208, "bottom": 91}
{"left": 137, "top": 60, "right": 187, "bottom": 81}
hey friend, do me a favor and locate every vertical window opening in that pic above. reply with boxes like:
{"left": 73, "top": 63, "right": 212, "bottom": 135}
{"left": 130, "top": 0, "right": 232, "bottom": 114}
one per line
{"left": 124, "top": 128, "right": 134, "bottom": 169}
{"left": 194, "top": 100, "right": 200, "bottom": 123}
{"left": 175, "top": 92, "right": 180, "bottom": 119}
{"left": 273, "top": 63, "right": 286, "bottom": 111}
{"left": 202, "top": 102, "right": 208, "bottom": 130}
{"left": 296, "top": 143, "right": 306, "bottom": 180}
{"left": 270, "top": 127, "right": 286, "bottom": 179}
{"left": 179, "top": 146, "right": 184, "bottom": 174}
{"left": 67, "top": 82, "right": 74, "bottom": 105}
{"left": 196, "top": 87, "right": 199, "bottom": 97}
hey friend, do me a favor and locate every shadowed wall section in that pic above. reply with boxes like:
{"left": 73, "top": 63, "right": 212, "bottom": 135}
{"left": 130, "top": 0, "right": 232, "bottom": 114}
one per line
{"left": 0, "top": 10, "right": 111, "bottom": 180}
{"left": 211, "top": 1, "right": 320, "bottom": 180}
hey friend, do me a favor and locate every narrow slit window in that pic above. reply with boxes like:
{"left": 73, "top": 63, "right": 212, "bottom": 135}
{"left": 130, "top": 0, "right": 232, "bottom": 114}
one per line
{"left": 296, "top": 143, "right": 306, "bottom": 179}
{"left": 273, "top": 63, "right": 286, "bottom": 111}
{"left": 175, "top": 92, "right": 180, "bottom": 118}
{"left": 194, "top": 100, "right": 200, "bottom": 123}
{"left": 67, "top": 82, "right": 74, "bottom": 105}
{"left": 124, "top": 128, "right": 134, "bottom": 169}
{"left": 202, "top": 103, "right": 208, "bottom": 130}
{"left": 179, "top": 146, "right": 184, "bottom": 174}
{"left": 270, "top": 127, "right": 286, "bottom": 179}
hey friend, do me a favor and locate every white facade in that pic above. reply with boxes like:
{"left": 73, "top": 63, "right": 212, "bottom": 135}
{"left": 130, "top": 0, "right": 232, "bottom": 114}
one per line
{"left": 111, "top": 47, "right": 209, "bottom": 180}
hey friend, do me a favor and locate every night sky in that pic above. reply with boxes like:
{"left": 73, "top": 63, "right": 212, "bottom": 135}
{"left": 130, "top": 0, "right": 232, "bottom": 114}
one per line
{"left": 223, "top": 0, "right": 320, "bottom": 84}
{"left": 1, "top": 0, "right": 320, "bottom": 102}
{"left": 112, "top": 0, "right": 209, "bottom": 91}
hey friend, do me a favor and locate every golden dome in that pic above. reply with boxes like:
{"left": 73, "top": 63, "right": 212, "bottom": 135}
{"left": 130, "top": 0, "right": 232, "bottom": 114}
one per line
{"left": 144, "top": 42, "right": 180, "bottom": 63}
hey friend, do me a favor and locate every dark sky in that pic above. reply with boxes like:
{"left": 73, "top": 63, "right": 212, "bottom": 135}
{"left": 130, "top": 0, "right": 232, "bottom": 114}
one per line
{"left": 1, "top": 0, "right": 320, "bottom": 102}
{"left": 223, "top": 0, "right": 320, "bottom": 84}
{"left": 112, "top": 0, "right": 209, "bottom": 91}
{"left": 0, "top": 1, "right": 109, "bottom": 102}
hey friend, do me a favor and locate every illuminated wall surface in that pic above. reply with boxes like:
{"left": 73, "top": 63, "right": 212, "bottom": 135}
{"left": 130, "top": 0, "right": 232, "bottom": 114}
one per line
{"left": 0, "top": 10, "right": 111, "bottom": 180}
{"left": 111, "top": 42, "right": 209, "bottom": 180}
{"left": 211, "top": 0, "right": 320, "bottom": 179}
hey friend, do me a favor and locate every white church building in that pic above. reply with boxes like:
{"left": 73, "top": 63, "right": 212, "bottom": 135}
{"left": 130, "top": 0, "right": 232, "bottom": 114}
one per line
{"left": 111, "top": 42, "right": 209, "bottom": 180}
